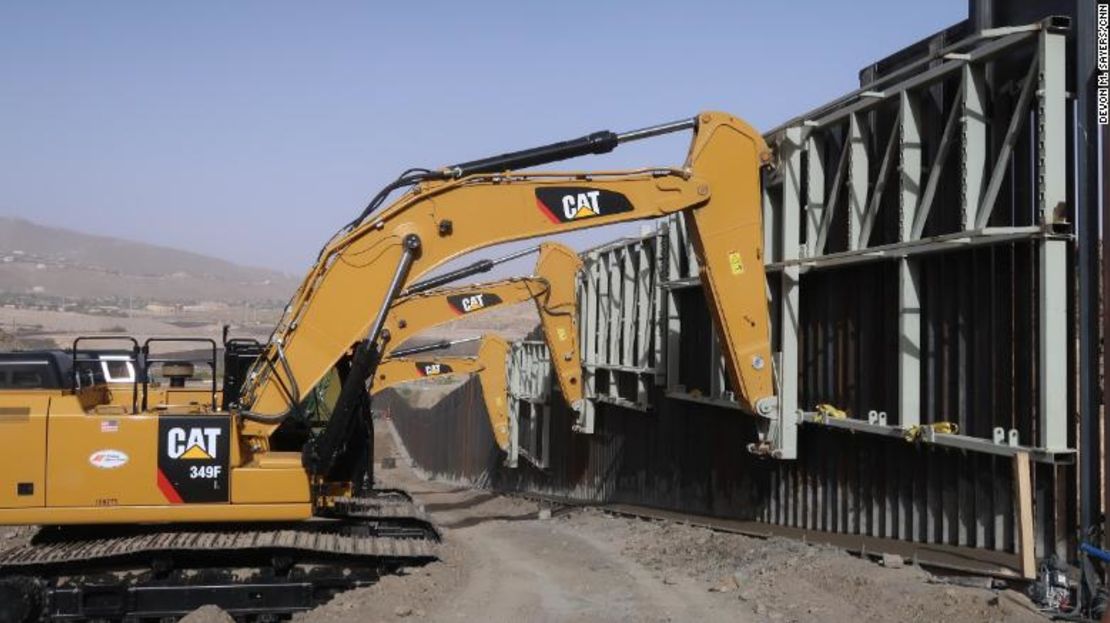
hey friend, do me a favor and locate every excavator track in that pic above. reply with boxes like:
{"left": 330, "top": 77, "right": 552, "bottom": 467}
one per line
{"left": 0, "top": 495, "right": 438, "bottom": 622}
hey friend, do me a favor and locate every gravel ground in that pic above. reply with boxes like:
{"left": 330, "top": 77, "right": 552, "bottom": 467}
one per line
{"left": 287, "top": 427, "right": 1049, "bottom": 623}
{"left": 585, "top": 511, "right": 1044, "bottom": 622}
{"left": 0, "top": 525, "right": 36, "bottom": 553}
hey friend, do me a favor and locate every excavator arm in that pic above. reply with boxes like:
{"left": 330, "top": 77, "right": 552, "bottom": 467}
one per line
{"left": 373, "top": 335, "right": 511, "bottom": 450}
{"left": 382, "top": 277, "right": 549, "bottom": 351}
{"left": 239, "top": 112, "right": 777, "bottom": 474}
{"left": 382, "top": 241, "right": 585, "bottom": 411}
{"left": 530, "top": 242, "right": 584, "bottom": 412}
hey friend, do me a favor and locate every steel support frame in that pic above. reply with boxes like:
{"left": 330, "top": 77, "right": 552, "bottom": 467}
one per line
{"left": 757, "top": 24, "right": 1069, "bottom": 457}
{"left": 382, "top": 10, "right": 1087, "bottom": 580}
{"left": 507, "top": 341, "right": 553, "bottom": 467}
{"left": 568, "top": 19, "right": 1071, "bottom": 463}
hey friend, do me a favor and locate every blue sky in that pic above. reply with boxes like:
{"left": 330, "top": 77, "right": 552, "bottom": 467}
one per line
{"left": 0, "top": 1, "right": 967, "bottom": 275}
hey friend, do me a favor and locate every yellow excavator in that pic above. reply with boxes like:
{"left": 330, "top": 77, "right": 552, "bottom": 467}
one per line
{"left": 374, "top": 334, "right": 512, "bottom": 451}
{"left": 0, "top": 111, "right": 774, "bottom": 619}
{"left": 297, "top": 241, "right": 583, "bottom": 456}
{"left": 380, "top": 240, "right": 584, "bottom": 413}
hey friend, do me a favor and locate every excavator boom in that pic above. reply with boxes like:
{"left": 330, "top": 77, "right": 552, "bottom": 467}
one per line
{"left": 240, "top": 113, "right": 775, "bottom": 469}
{"left": 382, "top": 241, "right": 584, "bottom": 411}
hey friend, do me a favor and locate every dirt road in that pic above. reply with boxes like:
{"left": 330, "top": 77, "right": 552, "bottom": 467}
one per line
{"left": 291, "top": 426, "right": 1047, "bottom": 623}
{"left": 299, "top": 434, "right": 739, "bottom": 623}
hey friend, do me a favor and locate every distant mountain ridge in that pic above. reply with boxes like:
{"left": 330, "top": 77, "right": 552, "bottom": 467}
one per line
{"left": 0, "top": 216, "right": 298, "bottom": 304}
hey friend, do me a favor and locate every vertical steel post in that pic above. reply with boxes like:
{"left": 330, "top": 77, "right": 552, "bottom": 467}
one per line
{"left": 664, "top": 220, "right": 683, "bottom": 391}
{"left": 961, "top": 65, "right": 988, "bottom": 231}
{"left": 621, "top": 248, "right": 636, "bottom": 367}
{"left": 898, "top": 91, "right": 923, "bottom": 428}
{"left": 763, "top": 172, "right": 779, "bottom": 264}
{"left": 776, "top": 126, "right": 804, "bottom": 459}
{"left": 651, "top": 230, "right": 666, "bottom": 386}
{"left": 805, "top": 133, "right": 826, "bottom": 258}
{"left": 578, "top": 258, "right": 599, "bottom": 433}
{"left": 607, "top": 252, "right": 621, "bottom": 404}
{"left": 1036, "top": 29, "right": 1068, "bottom": 450}
{"left": 848, "top": 114, "right": 869, "bottom": 250}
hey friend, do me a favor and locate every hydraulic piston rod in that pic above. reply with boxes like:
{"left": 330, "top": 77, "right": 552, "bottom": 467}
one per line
{"left": 403, "top": 245, "right": 542, "bottom": 295}
{"left": 440, "top": 117, "right": 696, "bottom": 178}
{"left": 389, "top": 336, "right": 481, "bottom": 359}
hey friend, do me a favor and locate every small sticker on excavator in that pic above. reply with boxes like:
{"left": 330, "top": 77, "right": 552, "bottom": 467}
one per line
{"left": 447, "top": 292, "right": 502, "bottom": 315}
{"left": 157, "top": 416, "right": 230, "bottom": 504}
{"left": 556, "top": 327, "right": 568, "bottom": 341}
{"left": 728, "top": 252, "right": 745, "bottom": 275}
{"left": 416, "top": 362, "right": 453, "bottom": 377}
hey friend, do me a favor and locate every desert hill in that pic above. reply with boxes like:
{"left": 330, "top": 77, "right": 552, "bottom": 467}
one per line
{"left": 0, "top": 217, "right": 298, "bottom": 304}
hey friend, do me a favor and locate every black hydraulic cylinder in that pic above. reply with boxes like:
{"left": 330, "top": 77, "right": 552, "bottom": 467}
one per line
{"left": 389, "top": 340, "right": 456, "bottom": 358}
{"left": 444, "top": 130, "right": 618, "bottom": 177}
{"left": 302, "top": 340, "right": 378, "bottom": 475}
{"left": 405, "top": 259, "right": 495, "bottom": 294}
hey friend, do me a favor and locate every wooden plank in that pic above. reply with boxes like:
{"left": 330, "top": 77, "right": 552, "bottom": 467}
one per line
{"left": 1013, "top": 451, "right": 1035, "bottom": 579}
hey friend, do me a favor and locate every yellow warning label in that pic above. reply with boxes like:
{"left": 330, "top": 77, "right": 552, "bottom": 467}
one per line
{"left": 180, "top": 444, "right": 213, "bottom": 460}
{"left": 728, "top": 252, "right": 745, "bottom": 275}
{"left": 556, "top": 327, "right": 568, "bottom": 341}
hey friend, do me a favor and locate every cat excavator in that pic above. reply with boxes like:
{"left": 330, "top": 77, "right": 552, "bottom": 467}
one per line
{"left": 289, "top": 241, "right": 583, "bottom": 459}
{"left": 0, "top": 111, "right": 776, "bottom": 619}
{"left": 380, "top": 240, "right": 584, "bottom": 413}
{"left": 374, "top": 334, "right": 512, "bottom": 451}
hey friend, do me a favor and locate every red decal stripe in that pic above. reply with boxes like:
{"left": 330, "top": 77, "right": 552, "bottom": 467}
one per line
{"left": 535, "top": 197, "right": 561, "bottom": 224}
{"left": 157, "top": 468, "right": 184, "bottom": 504}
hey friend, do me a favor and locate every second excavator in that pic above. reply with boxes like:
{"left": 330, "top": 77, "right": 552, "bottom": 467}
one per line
{"left": 381, "top": 240, "right": 585, "bottom": 414}
{"left": 293, "top": 241, "right": 585, "bottom": 459}
{"left": 374, "top": 334, "right": 512, "bottom": 451}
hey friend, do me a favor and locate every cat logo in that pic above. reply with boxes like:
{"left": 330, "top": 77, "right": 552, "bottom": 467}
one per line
{"left": 166, "top": 427, "right": 222, "bottom": 460}
{"left": 447, "top": 292, "right": 502, "bottom": 315}
{"left": 561, "top": 191, "right": 601, "bottom": 220}
{"left": 535, "top": 187, "right": 634, "bottom": 224}
{"left": 461, "top": 294, "right": 486, "bottom": 312}
{"left": 417, "top": 362, "right": 453, "bottom": 376}
{"left": 158, "top": 416, "right": 230, "bottom": 504}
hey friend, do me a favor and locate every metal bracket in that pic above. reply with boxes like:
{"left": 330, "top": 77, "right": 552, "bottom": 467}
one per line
{"left": 744, "top": 396, "right": 800, "bottom": 460}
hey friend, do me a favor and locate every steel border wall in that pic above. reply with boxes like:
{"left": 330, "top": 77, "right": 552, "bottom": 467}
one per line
{"left": 387, "top": 8, "right": 1090, "bottom": 575}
